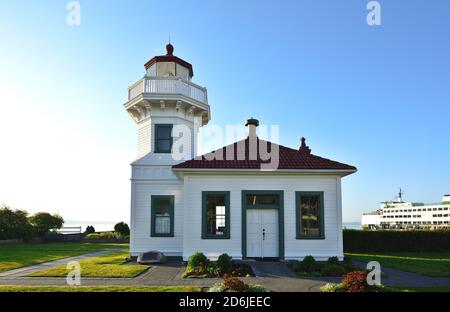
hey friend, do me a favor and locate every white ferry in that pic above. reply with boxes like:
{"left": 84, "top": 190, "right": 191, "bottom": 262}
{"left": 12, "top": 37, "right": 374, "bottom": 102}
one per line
{"left": 361, "top": 190, "right": 450, "bottom": 229}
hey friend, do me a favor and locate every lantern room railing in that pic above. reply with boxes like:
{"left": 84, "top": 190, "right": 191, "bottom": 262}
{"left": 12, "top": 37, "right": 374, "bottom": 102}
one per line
{"left": 128, "top": 76, "right": 207, "bottom": 104}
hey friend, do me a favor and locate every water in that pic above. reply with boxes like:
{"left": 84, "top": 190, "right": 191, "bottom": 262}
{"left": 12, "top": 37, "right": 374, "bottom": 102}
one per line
{"left": 63, "top": 220, "right": 361, "bottom": 232}
{"left": 342, "top": 222, "right": 361, "bottom": 230}
{"left": 62, "top": 220, "right": 119, "bottom": 233}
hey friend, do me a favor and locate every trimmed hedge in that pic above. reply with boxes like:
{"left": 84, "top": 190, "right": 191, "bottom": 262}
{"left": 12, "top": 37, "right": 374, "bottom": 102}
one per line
{"left": 343, "top": 229, "right": 450, "bottom": 252}
{"left": 84, "top": 232, "right": 129, "bottom": 243}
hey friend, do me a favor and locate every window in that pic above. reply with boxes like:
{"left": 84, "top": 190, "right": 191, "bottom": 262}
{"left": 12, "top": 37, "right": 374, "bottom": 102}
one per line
{"left": 296, "top": 192, "right": 324, "bottom": 239}
{"left": 156, "top": 62, "right": 175, "bottom": 77}
{"left": 202, "top": 191, "right": 230, "bottom": 239}
{"left": 246, "top": 194, "right": 279, "bottom": 208}
{"left": 154, "top": 124, "right": 173, "bottom": 153}
{"left": 151, "top": 195, "right": 174, "bottom": 237}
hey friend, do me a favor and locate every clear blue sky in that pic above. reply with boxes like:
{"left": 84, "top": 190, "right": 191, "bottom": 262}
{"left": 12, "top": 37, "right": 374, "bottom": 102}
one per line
{"left": 1, "top": 0, "right": 449, "bottom": 222}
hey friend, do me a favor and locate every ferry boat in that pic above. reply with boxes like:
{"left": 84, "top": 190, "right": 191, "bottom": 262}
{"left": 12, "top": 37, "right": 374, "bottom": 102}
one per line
{"left": 361, "top": 190, "right": 450, "bottom": 229}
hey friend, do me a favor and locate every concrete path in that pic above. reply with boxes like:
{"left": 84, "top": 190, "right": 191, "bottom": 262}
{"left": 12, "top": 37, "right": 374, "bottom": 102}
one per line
{"left": 245, "top": 261, "right": 340, "bottom": 291}
{"left": 0, "top": 275, "right": 331, "bottom": 292}
{"left": 353, "top": 260, "right": 450, "bottom": 287}
{"left": 0, "top": 259, "right": 333, "bottom": 291}
{"left": 0, "top": 248, "right": 126, "bottom": 278}
{"left": 2, "top": 256, "right": 450, "bottom": 291}
{"left": 247, "top": 261, "right": 298, "bottom": 278}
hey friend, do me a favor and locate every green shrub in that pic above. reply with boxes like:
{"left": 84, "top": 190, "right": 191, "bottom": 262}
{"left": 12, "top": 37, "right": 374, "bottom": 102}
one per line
{"left": 29, "top": 212, "right": 64, "bottom": 236}
{"left": 84, "top": 225, "right": 95, "bottom": 234}
{"left": 343, "top": 229, "right": 450, "bottom": 252}
{"left": 187, "top": 252, "right": 209, "bottom": 269}
{"left": 290, "top": 260, "right": 302, "bottom": 272}
{"left": 208, "top": 282, "right": 227, "bottom": 292}
{"left": 85, "top": 232, "right": 119, "bottom": 240}
{"left": 183, "top": 263, "right": 209, "bottom": 278}
{"left": 247, "top": 284, "right": 268, "bottom": 292}
{"left": 216, "top": 253, "right": 233, "bottom": 275}
{"left": 207, "top": 265, "right": 221, "bottom": 277}
{"left": 0, "top": 206, "right": 35, "bottom": 240}
{"left": 299, "top": 255, "right": 317, "bottom": 273}
{"left": 327, "top": 256, "right": 340, "bottom": 265}
{"left": 321, "top": 264, "right": 346, "bottom": 277}
{"left": 320, "top": 283, "right": 344, "bottom": 292}
{"left": 114, "top": 222, "right": 130, "bottom": 236}
{"left": 320, "top": 282, "right": 389, "bottom": 293}
{"left": 208, "top": 281, "right": 267, "bottom": 292}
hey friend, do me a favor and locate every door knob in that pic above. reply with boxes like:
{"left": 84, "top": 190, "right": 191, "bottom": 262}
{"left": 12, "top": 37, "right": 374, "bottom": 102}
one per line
{"left": 262, "top": 229, "right": 265, "bottom": 240}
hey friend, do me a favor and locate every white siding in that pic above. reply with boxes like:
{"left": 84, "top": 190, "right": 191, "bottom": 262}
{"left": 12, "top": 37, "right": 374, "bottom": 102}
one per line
{"left": 130, "top": 180, "right": 184, "bottom": 257}
{"left": 137, "top": 118, "right": 151, "bottom": 158}
{"left": 183, "top": 175, "right": 342, "bottom": 261}
{"left": 133, "top": 115, "right": 195, "bottom": 166}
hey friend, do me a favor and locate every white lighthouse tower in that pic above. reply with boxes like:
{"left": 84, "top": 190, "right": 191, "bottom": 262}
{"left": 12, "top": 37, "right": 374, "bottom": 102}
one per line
{"left": 124, "top": 43, "right": 210, "bottom": 160}
{"left": 124, "top": 44, "right": 210, "bottom": 256}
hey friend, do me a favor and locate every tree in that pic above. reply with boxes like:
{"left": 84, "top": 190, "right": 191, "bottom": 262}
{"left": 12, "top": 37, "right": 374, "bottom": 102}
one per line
{"left": 114, "top": 222, "right": 130, "bottom": 236}
{"left": 85, "top": 225, "right": 95, "bottom": 234}
{"left": 0, "top": 205, "right": 34, "bottom": 240}
{"left": 29, "top": 212, "right": 64, "bottom": 236}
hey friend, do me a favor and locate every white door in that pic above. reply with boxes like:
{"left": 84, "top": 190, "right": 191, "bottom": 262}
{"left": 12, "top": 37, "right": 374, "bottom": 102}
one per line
{"left": 247, "top": 209, "right": 279, "bottom": 258}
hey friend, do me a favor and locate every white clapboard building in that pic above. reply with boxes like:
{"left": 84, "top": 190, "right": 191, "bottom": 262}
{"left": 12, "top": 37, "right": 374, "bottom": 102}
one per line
{"left": 123, "top": 44, "right": 357, "bottom": 260}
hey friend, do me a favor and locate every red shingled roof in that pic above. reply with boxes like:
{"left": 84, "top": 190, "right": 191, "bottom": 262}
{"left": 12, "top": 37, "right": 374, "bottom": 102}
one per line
{"left": 172, "top": 138, "right": 357, "bottom": 171}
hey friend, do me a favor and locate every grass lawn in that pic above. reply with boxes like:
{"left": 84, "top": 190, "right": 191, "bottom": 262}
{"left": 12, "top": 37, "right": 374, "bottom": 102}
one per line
{"left": 345, "top": 252, "right": 450, "bottom": 277}
{"left": 396, "top": 286, "right": 450, "bottom": 292}
{"left": 0, "top": 242, "right": 128, "bottom": 273}
{"left": 0, "top": 286, "right": 202, "bottom": 292}
{"left": 31, "top": 250, "right": 149, "bottom": 278}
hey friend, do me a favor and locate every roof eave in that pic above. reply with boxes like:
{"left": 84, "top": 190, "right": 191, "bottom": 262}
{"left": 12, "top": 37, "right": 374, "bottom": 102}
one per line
{"left": 172, "top": 168, "right": 357, "bottom": 177}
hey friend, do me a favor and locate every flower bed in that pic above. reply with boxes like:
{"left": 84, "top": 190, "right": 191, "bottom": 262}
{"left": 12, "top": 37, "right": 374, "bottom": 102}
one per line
{"left": 288, "top": 255, "right": 357, "bottom": 277}
{"left": 208, "top": 274, "right": 268, "bottom": 292}
{"left": 320, "top": 271, "right": 393, "bottom": 292}
{"left": 183, "top": 252, "right": 254, "bottom": 278}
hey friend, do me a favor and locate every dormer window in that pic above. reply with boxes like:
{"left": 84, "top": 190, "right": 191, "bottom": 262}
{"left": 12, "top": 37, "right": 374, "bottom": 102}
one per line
{"left": 155, "top": 124, "right": 173, "bottom": 153}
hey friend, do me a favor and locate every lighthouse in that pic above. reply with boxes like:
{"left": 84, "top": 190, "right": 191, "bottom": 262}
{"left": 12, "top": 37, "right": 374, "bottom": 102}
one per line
{"left": 125, "top": 44, "right": 356, "bottom": 261}
{"left": 125, "top": 44, "right": 210, "bottom": 255}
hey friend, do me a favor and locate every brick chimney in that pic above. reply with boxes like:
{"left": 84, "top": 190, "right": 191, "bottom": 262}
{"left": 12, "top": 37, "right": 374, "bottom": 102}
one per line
{"left": 299, "top": 137, "right": 311, "bottom": 154}
{"left": 245, "top": 118, "right": 259, "bottom": 139}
